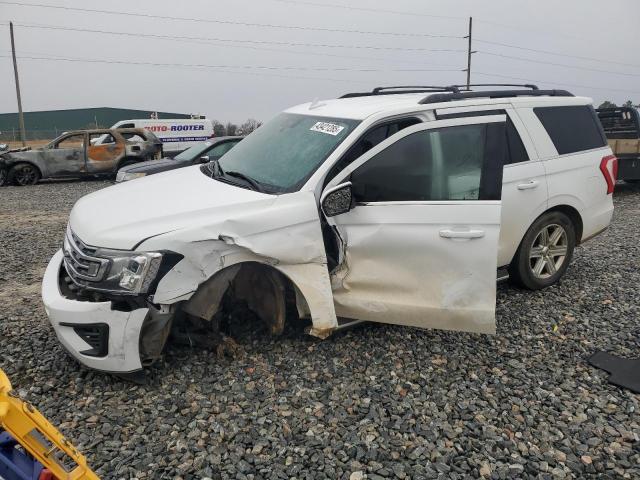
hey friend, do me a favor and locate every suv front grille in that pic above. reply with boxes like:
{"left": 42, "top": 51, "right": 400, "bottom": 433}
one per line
{"left": 62, "top": 228, "right": 110, "bottom": 284}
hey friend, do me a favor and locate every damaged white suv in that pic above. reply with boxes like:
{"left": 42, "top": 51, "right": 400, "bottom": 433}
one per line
{"left": 42, "top": 85, "right": 616, "bottom": 374}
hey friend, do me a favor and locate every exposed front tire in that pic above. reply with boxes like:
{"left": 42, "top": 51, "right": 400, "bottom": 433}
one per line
{"left": 509, "top": 211, "right": 576, "bottom": 290}
{"left": 9, "top": 163, "right": 41, "bottom": 186}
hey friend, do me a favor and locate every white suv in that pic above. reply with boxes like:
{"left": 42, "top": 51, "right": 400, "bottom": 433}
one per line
{"left": 42, "top": 85, "right": 616, "bottom": 374}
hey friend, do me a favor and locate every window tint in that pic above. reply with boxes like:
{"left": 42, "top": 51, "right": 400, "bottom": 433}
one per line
{"left": 325, "top": 118, "right": 421, "bottom": 185}
{"left": 534, "top": 106, "right": 606, "bottom": 155}
{"left": 435, "top": 110, "right": 528, "bottom": 164}
{"left": 505, "top": 120, "right": 529, "bottom": 164}
{"left": 351, "top": 124, "right": 490, "bottom": 202}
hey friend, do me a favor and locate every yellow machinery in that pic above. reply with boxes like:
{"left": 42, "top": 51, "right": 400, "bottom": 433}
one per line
{"left": 0, "top": 369, "right": 99, "bottom": 480}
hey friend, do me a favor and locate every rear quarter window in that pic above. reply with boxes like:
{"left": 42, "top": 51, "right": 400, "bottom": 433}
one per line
{"left": 534, "top": 105, "right": 606, "bottom": 155}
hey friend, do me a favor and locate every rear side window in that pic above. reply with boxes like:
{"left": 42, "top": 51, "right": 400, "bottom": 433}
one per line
{"left": 534, "top": 106, "right": 606, "bottom": 155}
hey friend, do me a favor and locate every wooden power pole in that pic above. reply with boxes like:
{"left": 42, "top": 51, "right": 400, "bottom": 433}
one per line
{"left": 10, "top": 22, "right": 27, "bottom": 147}
{"left": 465, "top": 17, "right": 474, "bottom": 90}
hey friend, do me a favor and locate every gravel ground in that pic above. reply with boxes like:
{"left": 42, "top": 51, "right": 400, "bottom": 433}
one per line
{"left": 0, "top": 179, "right": 639, "bottom": 479}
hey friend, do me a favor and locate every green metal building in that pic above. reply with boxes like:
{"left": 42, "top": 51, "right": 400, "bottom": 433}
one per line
{"left": 0, "top": 107, "right": 191, "bottom": 141}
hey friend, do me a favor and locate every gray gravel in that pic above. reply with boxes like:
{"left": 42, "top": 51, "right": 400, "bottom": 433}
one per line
{"left": 0, "top": 179, "right": 639, "bottom": 479}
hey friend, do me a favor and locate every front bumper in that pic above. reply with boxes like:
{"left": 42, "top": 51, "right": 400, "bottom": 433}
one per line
{"left": 42, "top": 250, "right": 149, "bottom": 373}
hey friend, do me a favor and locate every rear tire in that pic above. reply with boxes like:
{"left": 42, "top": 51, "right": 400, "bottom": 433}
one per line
{"left": 9, "top": 163, "right": 41, "bottom": 186}
{"left": 509, "top": 211, "right": 576, "bottom": 290}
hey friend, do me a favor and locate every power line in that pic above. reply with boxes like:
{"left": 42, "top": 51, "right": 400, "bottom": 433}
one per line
{"left": 478, "top": 51, "right": 640, "bottom": 77}
{"left": 270, "top": 0, "right": 464, "bottom": 20}
{"left": 0, "top": 1, "right": 462, "bottom": 38}
{"left": 267, "top": 0, "right": 587, "bottom": 41}
{"left": 13, "top": 22, "right": 466, "bottom": 54}
{"left": 475, "top": 38, "right": 640, "bottom": 69}
{"left": 7, "top": 22, "right": 464, "bottom": 69}
{"left": 474, "top": 71, "right": 640, "bottom": 95}
{"left": 0, "top": 53, "right": 463, "bottom": 73}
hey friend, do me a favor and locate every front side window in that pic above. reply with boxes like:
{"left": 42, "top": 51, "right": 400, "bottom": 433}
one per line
{"left": 351, "top": 123, "right": 504, "bottom": 202}
{"left": 175, "top": 141, "right": 214, "bottom": 161}
{"left": 534, "top": 105, "right": 606, "bottom": 155}
{"left": 54, "top": 134, "right": 84, "bottom": 149}
{"left": 207, "top": 140, "right": 238, "bottom": 159}
{"left": 325, "top": 118, "right": 421, "bottom": 185}
{"left": 215, "top": 113, "right": 360, "bottom": 193}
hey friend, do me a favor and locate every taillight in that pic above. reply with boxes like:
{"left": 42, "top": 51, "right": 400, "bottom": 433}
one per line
{"left": 599, "top": 155, "right": 618, "bottom": 194}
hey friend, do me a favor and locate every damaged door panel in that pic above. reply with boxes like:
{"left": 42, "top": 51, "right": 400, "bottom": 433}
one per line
{"left": 86, "top": 132, "right": 126, "bottom": 173}
{"left": 321, "top": 116, "right": 506, "bottom": 334}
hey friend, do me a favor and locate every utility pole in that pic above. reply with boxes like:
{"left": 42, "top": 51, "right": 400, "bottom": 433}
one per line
{"left": 10, "top": 22, "right": 27, "bottom": 147}
{"left": 465, "top": 17, "right": 475, "bottom": 90}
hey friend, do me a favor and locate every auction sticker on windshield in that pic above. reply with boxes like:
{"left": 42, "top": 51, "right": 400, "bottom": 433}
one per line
{"left": 310, "top": 122, "right": 345, "bottom": 136}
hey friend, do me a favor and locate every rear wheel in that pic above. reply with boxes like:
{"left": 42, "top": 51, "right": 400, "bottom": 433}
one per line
{"left": 509, "top": 211, "right": 576, "bottom": 290}
{"left": 9, "top": 163, "right": 40, "bottom": 186}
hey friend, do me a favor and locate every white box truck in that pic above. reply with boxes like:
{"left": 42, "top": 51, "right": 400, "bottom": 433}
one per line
{"left": 94, "top": 118, "right": 214, "bottom": 157}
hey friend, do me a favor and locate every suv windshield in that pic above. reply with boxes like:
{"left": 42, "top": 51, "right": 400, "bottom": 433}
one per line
{"left": 175, "top": 141, "right": 213, "bottom": 161}
{"left": 209, "top": 113, "right": 359, "bottom": 193}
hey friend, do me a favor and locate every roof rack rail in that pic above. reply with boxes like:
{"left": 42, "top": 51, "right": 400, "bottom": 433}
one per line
{"left": 340, "top": 85, "right": 460, "bottom": 99}
{"left": 449, "top": 83, "right": 539, "bottom": 91}
{"left": 419, "top": 89, "right": 573, "bottom": 104}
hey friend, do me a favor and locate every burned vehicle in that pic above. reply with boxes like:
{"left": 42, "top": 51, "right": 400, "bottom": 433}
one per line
{"left": 42, "top": 85, "right": 615, "bottom": 375}
{"left": 0, "top": 128, "right": 162, "bottom": 186}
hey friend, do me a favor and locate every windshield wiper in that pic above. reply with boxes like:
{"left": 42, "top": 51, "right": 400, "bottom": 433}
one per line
{"left": 224, "top": 170, "right": 262, "bottom": 192}
{"left": 208, "top": 158, "right": 224, "bottom": 178}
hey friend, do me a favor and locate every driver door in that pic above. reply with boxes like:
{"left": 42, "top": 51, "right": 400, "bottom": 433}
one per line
{"left": 322, "top": 116, "right": 506, "bottom": 334}
{"left": 47, "top": 133, "right": 87, "bottom": 176}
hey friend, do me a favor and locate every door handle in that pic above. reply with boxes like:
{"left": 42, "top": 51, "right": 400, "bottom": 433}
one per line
{"left": 439, "top": 229, "right": 485, "bottom": 239}
{"left": 517, "top": 180, "right": 539, "bottom": 190}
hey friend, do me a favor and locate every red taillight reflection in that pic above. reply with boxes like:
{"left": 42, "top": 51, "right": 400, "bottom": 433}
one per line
{"left": 599, "top": 155, "right": 618, "bottom": 195}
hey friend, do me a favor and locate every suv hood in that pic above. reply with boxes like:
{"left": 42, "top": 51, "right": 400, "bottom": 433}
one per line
{"left": 70, "top": 165, "right": 275, "bottom": 249}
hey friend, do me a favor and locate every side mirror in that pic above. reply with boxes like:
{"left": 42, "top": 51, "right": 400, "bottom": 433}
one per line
{"left": 321, "top": 182, "right": 353, "bottom": 217}
{"left": 199, "top": 155, "right": 210, "bottom": 163}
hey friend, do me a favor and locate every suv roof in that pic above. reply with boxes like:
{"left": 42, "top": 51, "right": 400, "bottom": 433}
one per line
{"left": 286, "top": 84, "right": 591, "bottom": 121}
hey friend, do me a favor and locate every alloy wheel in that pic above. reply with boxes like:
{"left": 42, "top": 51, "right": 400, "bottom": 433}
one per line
{"left": 14, "top": 165, "right": 38, "bottom": 185}
{"left": 529, "top": 223, "right": 568, "bottom": 279}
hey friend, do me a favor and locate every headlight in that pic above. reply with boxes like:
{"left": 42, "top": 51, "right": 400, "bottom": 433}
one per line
{"left": 85, "top": 249, "right": 162, "bottom": 295}
{"left": 63, "top": 226, "right": 183, "bottom": 296}
{"left": 117, "top": 171, "right": 146, "bottom": 182}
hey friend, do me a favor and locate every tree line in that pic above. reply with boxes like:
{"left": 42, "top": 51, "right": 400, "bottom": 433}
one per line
{"left": 598, "top": 100, "right": 638, "bottom": 109}
{"left": 212, "top": 118, "right": 262, "bottom": 137}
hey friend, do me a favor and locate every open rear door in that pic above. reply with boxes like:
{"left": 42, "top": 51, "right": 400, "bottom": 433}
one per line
{"left": 322, "top": 116, "right": 506, "bottom": 334}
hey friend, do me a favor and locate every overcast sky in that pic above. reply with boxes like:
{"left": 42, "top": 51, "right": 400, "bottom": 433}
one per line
{"left": 1, "top": 0, "right": 639, "bottom": 123}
